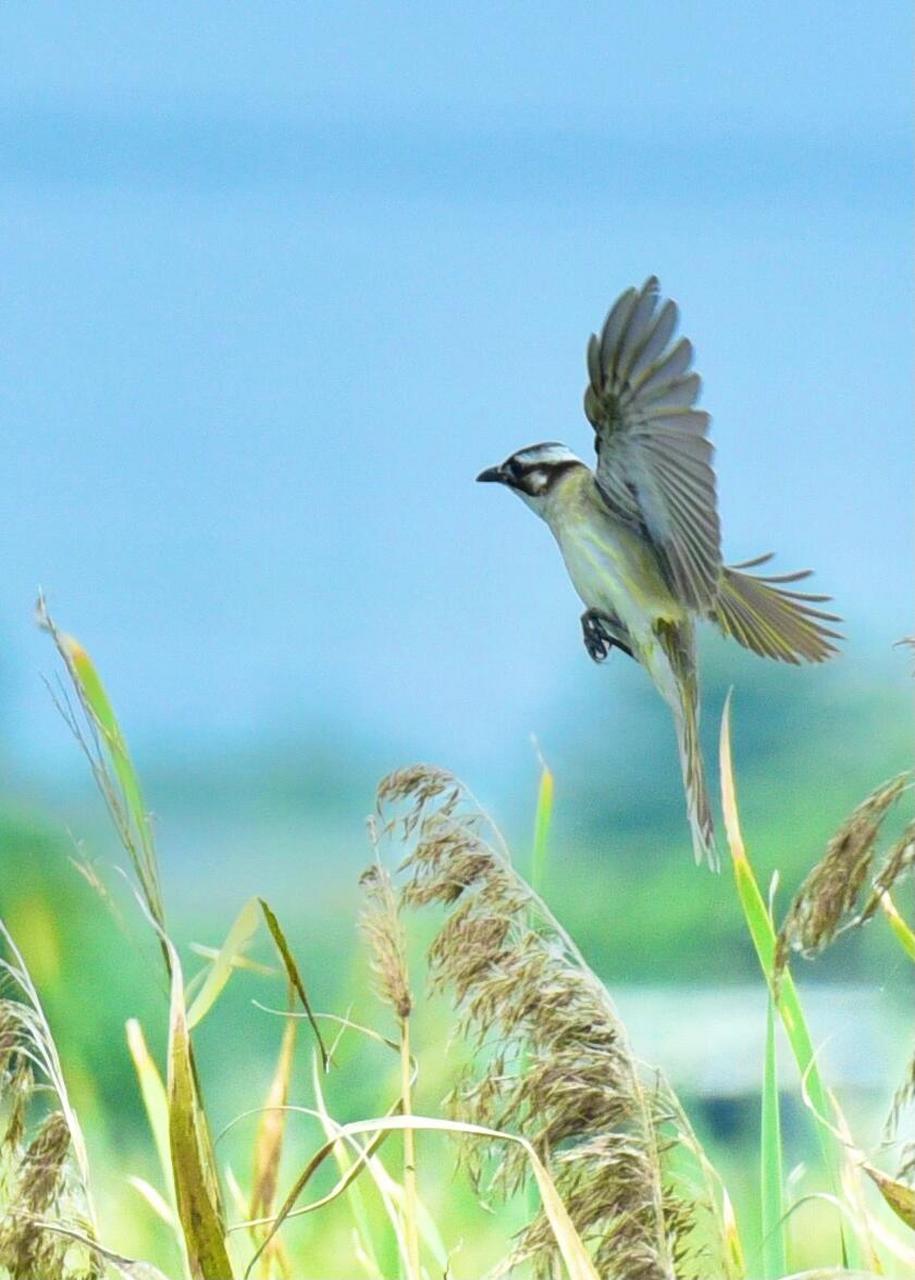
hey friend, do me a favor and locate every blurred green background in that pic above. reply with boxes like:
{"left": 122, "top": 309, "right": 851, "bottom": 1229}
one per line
{"left": 1, "top": 3, "right": 912, "bottom": 1274}
{"left": 3, "top": 639, "right": 912, "bottom": 1273}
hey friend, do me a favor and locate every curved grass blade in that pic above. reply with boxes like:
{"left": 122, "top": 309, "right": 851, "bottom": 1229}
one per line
{"left": 721, "top": 1186, "right": 748, "bottom": 1279}
{"left": 719, "top": 696, "right": 848, "bottom": 1260}
{"left": 126, "top": 1017, "right": 188, "bottom": 1273}
{"left": 861, "top": 1163, "right": 915, "bottom": 1235}
{"left": 129, "top": 1175, "right": 178, "bottom": 1229}
{"left": 778, "top": 1272, "right": 884, "bottom": 1279}
{"left": 244, "top": 1009, "right": 298, "bottom": 1279}
{"left": 187, "top": 898, "right": 261, "bottom": 1030}
{"left": 880, "top": 892, "right": 915, "bottom": 962}
{"left": 127, "top": 1018, "right": 174, "bottom": 1197}
{"left": 242, "top": 1114, "right": 601, "bottom": 1280}
{"left": 310, "top": 1055, "right": 387, "bottom": 1279}
{"left": 720, "top": 698, "right": 837, "bottom": 1154}
{"left": 258, "top": 899, "right": 327, "bottom": 1071}
{"left": 38, "top": 596, "right": 165, "bottom": 935}
{"left": 166, "top": 936, "right": 233, "bottom": 1279}
{"left": 24, "top": 1220, "right": 173, "bottom": 1280}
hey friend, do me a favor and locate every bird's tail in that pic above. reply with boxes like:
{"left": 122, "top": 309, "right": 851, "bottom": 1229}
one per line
{"left": 713, "top": 554, "right": 842, "bottom": 664}
{"left": 654, "top": 621, "right": 718, "bottom": 870}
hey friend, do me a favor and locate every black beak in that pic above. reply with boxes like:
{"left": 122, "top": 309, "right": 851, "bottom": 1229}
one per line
{"left": 476, "top": 464, "right": 507, "bottom": 484}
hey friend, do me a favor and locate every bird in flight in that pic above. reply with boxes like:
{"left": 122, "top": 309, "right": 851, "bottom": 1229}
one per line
{"left": 477, "top": 277, "right": 840, "bottom": 868}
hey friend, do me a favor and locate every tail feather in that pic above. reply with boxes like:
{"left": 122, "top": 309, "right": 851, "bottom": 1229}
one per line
{"left": 713, "top": 555, "right": 842, "bottom": 664}
{"left": 654, "top": 621, "right": 718, "bottom": 870}
{"left": 674, "top": 691, "right": 718, "bottom": 871}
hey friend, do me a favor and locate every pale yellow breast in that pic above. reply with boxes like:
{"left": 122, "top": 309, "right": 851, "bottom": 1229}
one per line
{"left": 543, "top": 470, "right": 683, "bottom": 635}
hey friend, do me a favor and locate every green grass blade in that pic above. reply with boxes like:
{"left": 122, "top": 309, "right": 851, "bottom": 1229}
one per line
{"left": 720, "top": 695, "right": 864, "bottom": 1270}
{"left": 719, "top": 697, "right": 838, "bottom": 1178}
{"left": 126, "top": 1019, "right": 176, "bottom": 1206}
{"left": 721, "top": 1185, "right": 748, "bottom": 1279}
{"left": 310, "top": 1054, "right": 385, "bottom": 1279}
{"left": 187, "top": 897, "right": 261, "bottom": 1030}
{"left": 258, "top": 899, "right": 328, "bottom": 1070}
{"left": 880, "top": 892, "right": 915, "bottom": 961}
{"left": 241, "top": 1114, "right": 602, "bottom": 1280}
{"left": 165, "top": 936, "right": 233, "bottom": 1279}
{"left": 39, "top": 598, "right": 166, "bottom": 932}
{"left": 530, "top": 756, "right": 554, "bottom": 895}
{"left": 861, "top": 1161, "right": 915, "bottom": 1230}
{"left": 760, "top": 992, "right": 787, "bottom": 1278}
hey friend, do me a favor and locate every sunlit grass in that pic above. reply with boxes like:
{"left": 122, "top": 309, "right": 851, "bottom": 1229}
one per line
{"left": 0, "top": 610, "right": 912, "bottom": 1278}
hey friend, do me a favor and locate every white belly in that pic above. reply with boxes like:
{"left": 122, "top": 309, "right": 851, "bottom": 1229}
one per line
{"left": 552, "top": 516, "right": 682, "bottom": 642}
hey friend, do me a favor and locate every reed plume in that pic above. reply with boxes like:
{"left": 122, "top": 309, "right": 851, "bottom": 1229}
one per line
{"left": 377, "top": 765, "right": 730, "bottom": 1280}
{"left": 775, "top": 773, "right": 910, "bottom": 980}
{"left": 0, "top": 924, "right": 102, "bottom": 1280}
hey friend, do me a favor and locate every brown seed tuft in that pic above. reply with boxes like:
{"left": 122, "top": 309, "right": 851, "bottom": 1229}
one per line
{"left": 2, "top": 1060, "right": 34, "bottom": 1156}
{"left": 18, "top": 1110, "right": 71, "bottom": 1213}
{"left": 359, "top": 863, "right": 412, "bottom": 1021}
{"left": 0, "top": 1003, "right": 17, "bottom": 1076}
{"left": 376, "top": 764, "right": 725, "bottom": 1280}
{"left": 775, "top": 773, "right": 910, "bottom": 981}
{"left": 858, "top": 816, "right": 915, "bottom": 924}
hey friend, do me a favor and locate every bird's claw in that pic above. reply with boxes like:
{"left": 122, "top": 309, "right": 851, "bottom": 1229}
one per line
{"left": 582, "top": 612, "right": 615, "bottom": 663}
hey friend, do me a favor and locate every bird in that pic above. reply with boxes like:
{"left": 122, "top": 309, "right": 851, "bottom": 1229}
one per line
{"left": 476, "top": 276, "right": 841, "bottom": 869}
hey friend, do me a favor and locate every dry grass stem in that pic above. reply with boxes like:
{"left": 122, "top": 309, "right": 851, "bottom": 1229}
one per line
{"left": 359, "top": 857, "right": 420, "bottom": 1277}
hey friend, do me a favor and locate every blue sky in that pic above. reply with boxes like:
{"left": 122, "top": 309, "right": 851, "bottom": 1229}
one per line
{"left": 2, "top": 3, "right": 911, "bottom": 786}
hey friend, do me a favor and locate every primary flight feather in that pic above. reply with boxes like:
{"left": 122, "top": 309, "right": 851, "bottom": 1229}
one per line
{"left": 477, "top": 276, "right": 841, "bottom": 868}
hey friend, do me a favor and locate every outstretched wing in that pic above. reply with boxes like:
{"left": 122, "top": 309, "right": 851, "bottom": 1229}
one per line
{"left": 584, "top": 276, "right": 721, "bottom": 609}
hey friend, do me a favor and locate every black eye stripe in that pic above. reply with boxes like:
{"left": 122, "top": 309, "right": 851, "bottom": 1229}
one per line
{"left": 522, "top": 460, "right": 581, "bottom": 491}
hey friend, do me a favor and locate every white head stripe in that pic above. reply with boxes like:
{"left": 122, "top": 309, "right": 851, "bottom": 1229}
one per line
{"left": 511, "top": 442, "right": 581, "bottom": 468}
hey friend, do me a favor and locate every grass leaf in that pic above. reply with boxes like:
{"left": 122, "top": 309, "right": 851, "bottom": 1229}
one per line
{"left": 38, "top": 597, "right": 165, "bottom": 935}
{"left": 250, "top": 1012, "right": 297, "bottom": 1223}
{"left": 530, "top": 753, "right": 554, "bottom": 895}
{"left": 258, "top": 899, "right": 327, "bottom": 1071}
{"left": 719, "top": 697, "right": 846, "bottom": 1241}
{"left": 129, "top": 1175, "right": 178, "bottom": 1229}
{"left": 243, "top": 1114, "right": 601, "bottom": 1280}
{"left": 760, "top": 991, "right": 787, "bottom": 1277}
{"left": 880, "top": 892, "right": 915, "bottom": 962}
{"left": 721, "top": 1185, "right": 748, "bottom": 1279}
{"left": 187, "top": 898, "right": 261, "bottom": 1030}
{"left": 126, "top": 1019, "right": 176, "bottom": 1210}
{"left": 166, "top": 937, "right": 233, "bottom": 1280}
{"left": 861, "top": 1163, "right": 915, "bottom": 1232}
{"left": 310, "top": 1055, "right": 389, "bottom": 1278}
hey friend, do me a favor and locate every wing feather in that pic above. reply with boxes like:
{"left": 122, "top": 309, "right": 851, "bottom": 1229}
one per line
{"left": 628, "top": 299, "right": 678, "bottom": 382}
{"left": 599, "top": 287, "right": 638, "bottom": 375}
{"left": 630, "top": 373, "right": 700, "bottom": 412}
{"left": 630, "top": 338, "right": 694, "bottom": 400}
{"left": 584, "top": 278, "right": 721, "bottom": 607}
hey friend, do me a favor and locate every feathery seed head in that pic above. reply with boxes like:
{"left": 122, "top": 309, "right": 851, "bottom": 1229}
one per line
{"left": 19, "top": 1111, "right": 71, "bottom": 1213}
{"left": 775, "top": 773, "right": 910, "bottom": 980}
{"left": 359, "top": 863, "right": 412, "bottom": 1021}
{"left": 376, "top": 764, "right": 727, "bottom": 1280}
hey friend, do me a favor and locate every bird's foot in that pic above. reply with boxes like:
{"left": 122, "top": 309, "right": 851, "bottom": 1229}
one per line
{"left": 581, "top": 610, "right": 634, "bottom": 663}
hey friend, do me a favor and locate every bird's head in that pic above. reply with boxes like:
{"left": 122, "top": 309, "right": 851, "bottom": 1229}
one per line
{"left": 476, "top": 443, "right": 584, "bottom": 515}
